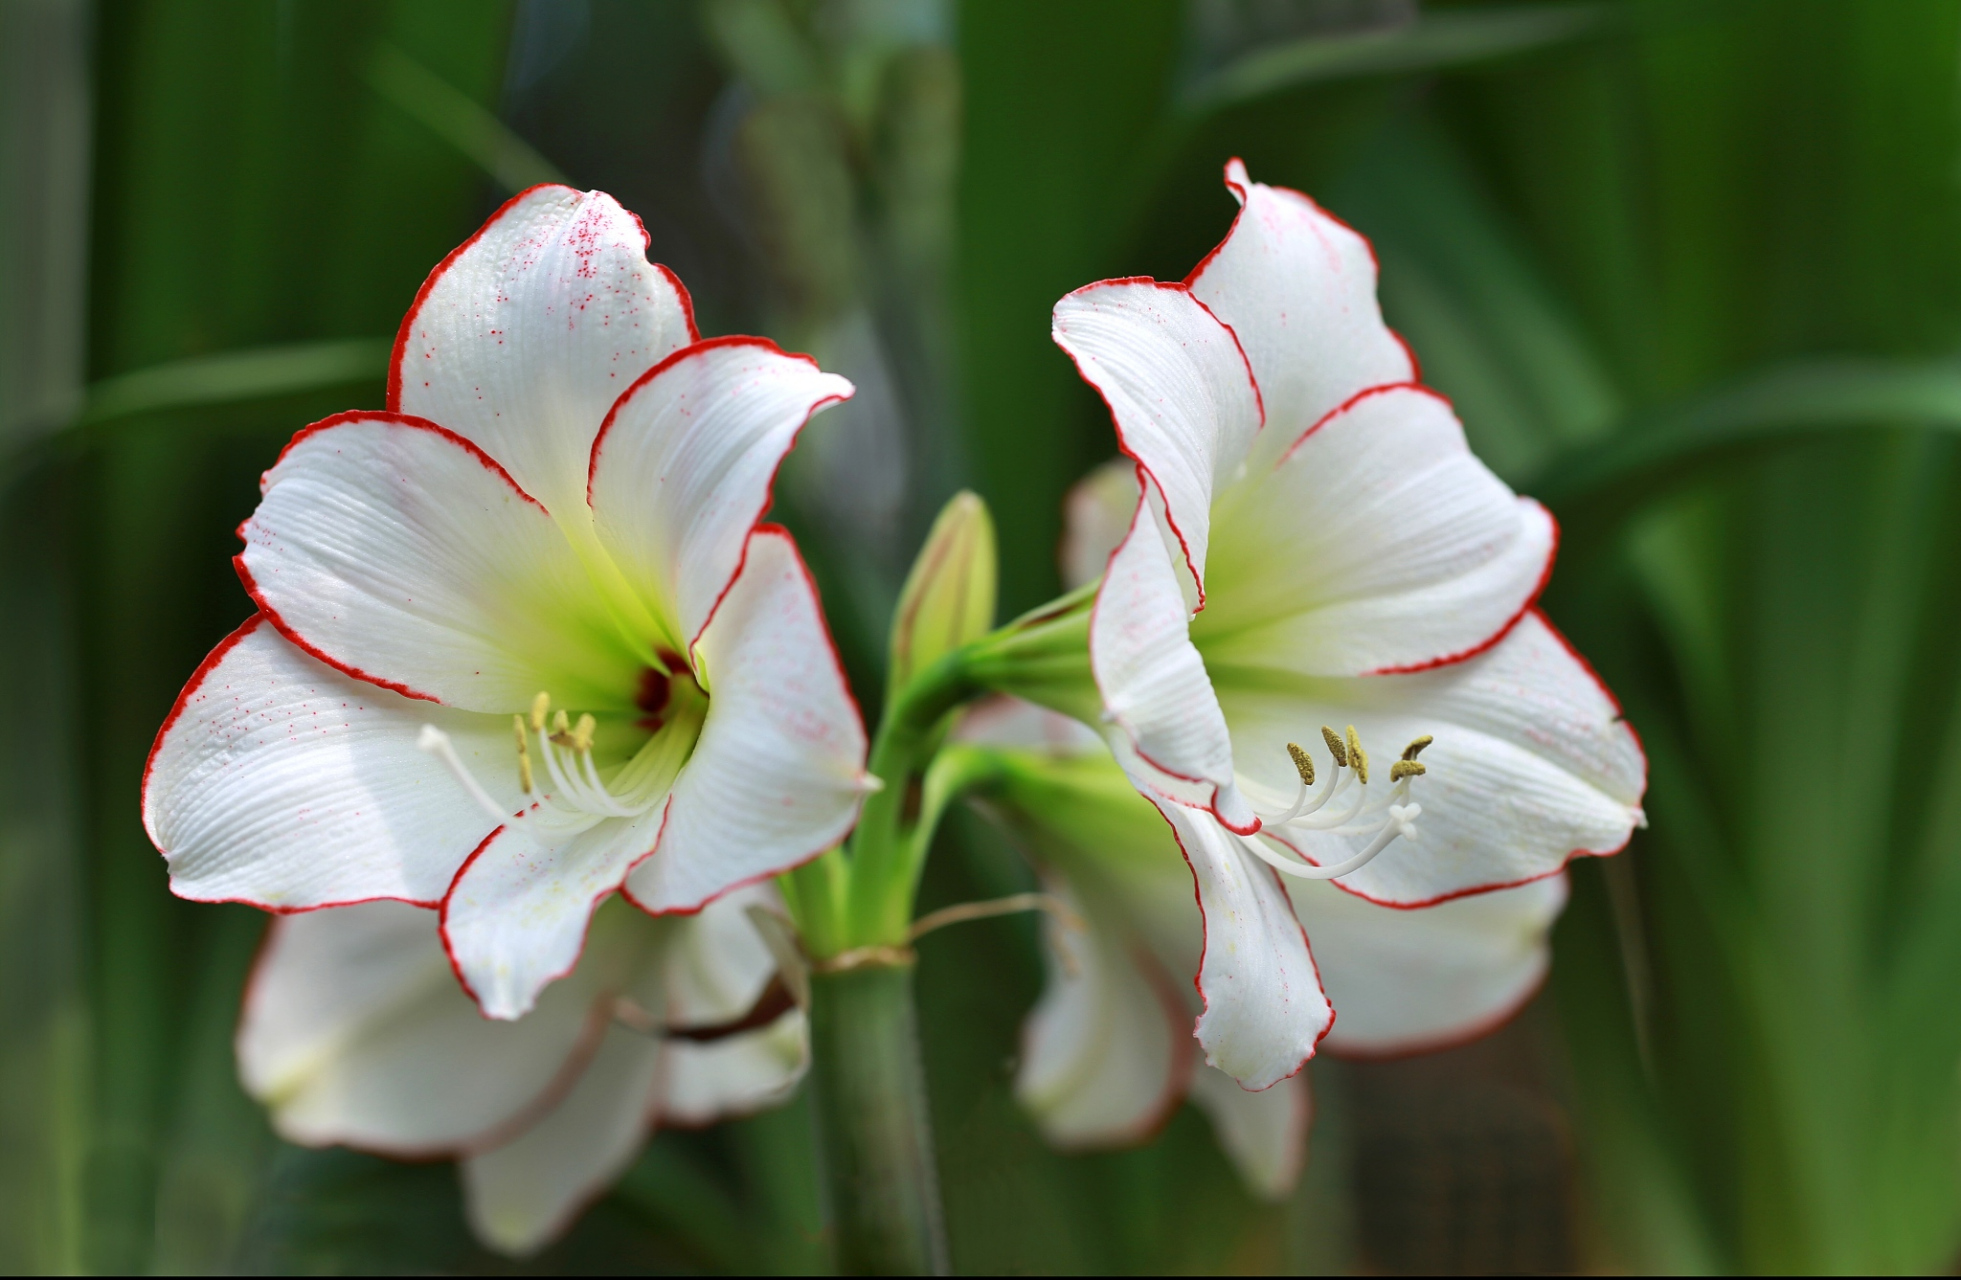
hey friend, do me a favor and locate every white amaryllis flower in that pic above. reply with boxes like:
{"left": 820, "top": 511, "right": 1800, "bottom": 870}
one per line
{"left": 142, "top": 186, "right": 872, "bottom": 1019}
{"left": 1047, "top": 160, "right": 1646, "bottom": 1089}
{"left": 239, "top": 885, "right": 804, "bottom": 1256}
{"left": 956, "top": 697, "right": 1567, "bottom": 1199}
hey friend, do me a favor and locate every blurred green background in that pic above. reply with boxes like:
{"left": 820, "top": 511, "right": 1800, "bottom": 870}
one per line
{"left": 9, "top": 0, "right": 1961, "bottom": 1272}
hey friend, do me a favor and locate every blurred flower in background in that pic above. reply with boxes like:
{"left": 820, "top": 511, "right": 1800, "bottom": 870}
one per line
{"left": 239, "top": 886, "right": 806, "bottom": 1256}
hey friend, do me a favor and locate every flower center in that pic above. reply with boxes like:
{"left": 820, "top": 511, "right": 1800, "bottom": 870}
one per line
{"left": 417, "top": 683, "right": 704, "bottom": 839}
{"left": 1237, "top": 725, "right": 1431, "bottom": 882}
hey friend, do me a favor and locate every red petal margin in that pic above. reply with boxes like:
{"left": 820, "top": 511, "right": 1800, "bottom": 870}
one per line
{"left": 1151, "top": 796, "right": 1333, "bottom": 1093}
{"left": 1088, "top": 489, "right": 1262, "bottom": 837}
{"left": 1277, "top": 607, "right": 1647, "bottom": 911}
{"left": 140, "top": 611, "right": 448, "bottom": 911}
{"left": 388, "top": 185, "right": 701, "bottom": 412}
{"left": 235, "top": 410, "right": 552, "bottom": 707}
{"left": 1183, "top": 156, "right": 1421, "bottom": 388}
{"left": 1051, "top": 277, "right": 1264, "bottom": 613}
{"left": 585, "top": 339, "right": 852, "bottom": 653}
{"left": 387, "top": 183, "right": 577, "bottom": 413}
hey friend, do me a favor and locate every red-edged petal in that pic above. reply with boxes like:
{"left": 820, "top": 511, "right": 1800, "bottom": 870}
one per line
{"left": 144, "top": 617, "right": 513, "bottom": 910}
{"left": 440, "top": 804, "right": 668, "bottom": 1021}
{"left": 586, "top": 337, "right": 853, "bottom": 648}
{"left": 391, "top": 186, "right": 697, "bottom": 516}
{"left": 1197, "top": 385, "right": 1556, "bottom": 677}
{"left": 1301, "top": 873, "right": 1567, "bottom": 1058}
{"left": 1153, "top": 798, "right": 1332, "bottom": 1091}
{"left": 1091, "top": 496, "right": 1256, "bottom": 832}
{"left": 1052, "top": 278, "right": 1262, "bottom": 599}
{"left": 238, "top": 412, "right": 639, "bottom": 713}
{"left": 1186, "top": 157, "right": 1415, "bottom": 463}
{"left": 1233, "top": 612, "right": 1646, "bottom": 906}
{"left": 623, "top": 529, "right": 869, "bottom": 914}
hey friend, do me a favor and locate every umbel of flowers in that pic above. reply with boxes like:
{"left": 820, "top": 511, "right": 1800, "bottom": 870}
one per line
{"left": 142, "top": 163, "right": 1646, "bottom": 1266}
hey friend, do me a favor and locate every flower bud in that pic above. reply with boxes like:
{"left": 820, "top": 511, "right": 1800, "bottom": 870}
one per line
{"left": 889, "top": 490, "right": 996, "bottom": 700}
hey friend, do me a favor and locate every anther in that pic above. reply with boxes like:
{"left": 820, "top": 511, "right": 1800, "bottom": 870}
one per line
{"left": 1402, "top": 735, "right": 1433, "bottom": 761}
{"left": 530, "top": 692, "right": 550, "bottom": 732}
{"left": 549, "top": 708, "right": 574, "bottom": 746}
{"left": 571, "top": 713, "right": 597, "bottom": 754}
{"left": 1346, "top": 725, "right": 1368, "bottom": 785}
{"left": 512, "top": 715, "right": 534, "bottom": 793}
{"left": 1287, "top": 742, "right": 1315, "bottom": 787}
{"left": 1389, "top": 759, "right": 1426, "bottom": 782}
{"left": 1321, "top": 725, "right": 1347, "bottom": 768}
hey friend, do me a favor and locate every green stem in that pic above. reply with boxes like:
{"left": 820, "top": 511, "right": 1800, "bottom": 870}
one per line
{"left": 842, "top": 651, "right": 976, "bottom": 946}
{"left": 807, "top": 963, "right": 949, "bottom": 1275}
{"left": 797, "top": 582, "right": 1093, "bottom": 1275}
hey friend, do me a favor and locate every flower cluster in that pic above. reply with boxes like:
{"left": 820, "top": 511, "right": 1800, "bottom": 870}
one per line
{"left": 143, "top": 162, "right": 1645, "bottom": 1251}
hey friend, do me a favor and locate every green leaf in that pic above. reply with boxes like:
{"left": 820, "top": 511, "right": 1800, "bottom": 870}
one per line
{"left": 78, "top": 337, "right": 390, "bottom": 427}
{"left": 1179, "top": 2, "right": 1617, "bottom": 116}
{"left": 1528, "top": 358, "right": 1961, "bottom": 525}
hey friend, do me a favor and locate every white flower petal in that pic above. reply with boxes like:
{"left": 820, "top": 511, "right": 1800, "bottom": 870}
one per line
{"left": 237, "top": 899, "right": 615, "bottom": 1154}
{"left": 1298, "top": 874, "right": 1568, "bottom": 1056}
{"left": 238, "top": 412, "right": 638, "bottom": 714}
{"left": 1228, "top": 612, "right": 1645, "bottom": 905}
{"left": 460, "top": 1022, "right": 665, "bottom": 1257}
{"left": 391, "top": 186, "right": 697, "bottom": 516}
{"left": 1153, "top": 798, "right": 1331, "bottom": 1091}
{"left": 1200, "top": 386, "right": 1555, "bottom": 676}
{"left": 587, "top": 338, "right": 853, "bottom": 648}
{"left": 1052, "top": 279, "right": 1262, "bottom": 595}
{"left": 1186, "top": 1063, "right": 1310, "bottom": 1201}
{"left": 442, "top": 807, "right": 667, "bottom": 1020}
{"left": 145, "top": 618, "right": 515, "bottom": 909}
{"left": 661, "top": 883, "right": 784, "bottom": 1027}
{"left": 624, "top": 530, "right": 869, "bottom": 913}
{"left": 1015, "top": 881, "right": 1189, "bottom": 1147}
{"left": 660, "top": 1015, "right": 809, "bottom": 1125}
{"left": 1091, "top": 498, "right": 1255, "bottom": 831}
{"left": 1186, "top": 158, "right": 1415, "bottom": 460}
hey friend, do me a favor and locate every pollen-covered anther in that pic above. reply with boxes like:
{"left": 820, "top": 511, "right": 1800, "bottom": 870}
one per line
{"left": 1389, "top": 759, "right": 1426, "bottom": 783}
{"left": 1320, "top": 725, "right": 1347, "bottom": 768}
{"left": 529, "top": 691, "right": 550, "bottom": 732}
{"left": 548, "top": 708, "right": 574, "bottom": 747}
{"left": 570, "top": 713, "right": 597, "bottom": 754}
{"left": 1401, "top": 735, "right": 1433, "bottom": 761}
{"left": 1345, "top": 725, "right": 1369, "bottom": 785}
{"left": 1286, "top": 741, "right": 1315, "bottom": 786}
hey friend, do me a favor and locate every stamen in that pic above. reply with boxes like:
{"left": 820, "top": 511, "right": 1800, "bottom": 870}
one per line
{"left": 512, "top": 715, "right": 534, "bottom": 793}
{"left": 1346, "top": 725, "right": 1368, "bottom": 784}
{"left": 530, "top": 691, "right": 550, "bottom": 732}
{"left": 1389, "top": 759, "right": 1425, "bottom": 782}
{"left": 417, "top": 725, "right": 511, "bottom": 825}
{"left": 571, "top": 713, "right": 597, "bottom": 754}
{"left": 1321, "top": 725, "right": 1346, "bottom": 768}
{"left": 550, "top": 708, "right": 572, "bottom": 744}
{"left": 1402, "top": 735, "right": 1433, "bottom": 761}
{"left": 1286, "top": 742, "right": 1314, "bottom": 787}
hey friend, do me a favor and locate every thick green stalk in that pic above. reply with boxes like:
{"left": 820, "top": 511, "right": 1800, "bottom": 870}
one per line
{"left": 805, "top": 584, "right": 1093, "bottom": 1274}
{"left": 807, "top": 964, "right": 948, "bottom": 1275}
